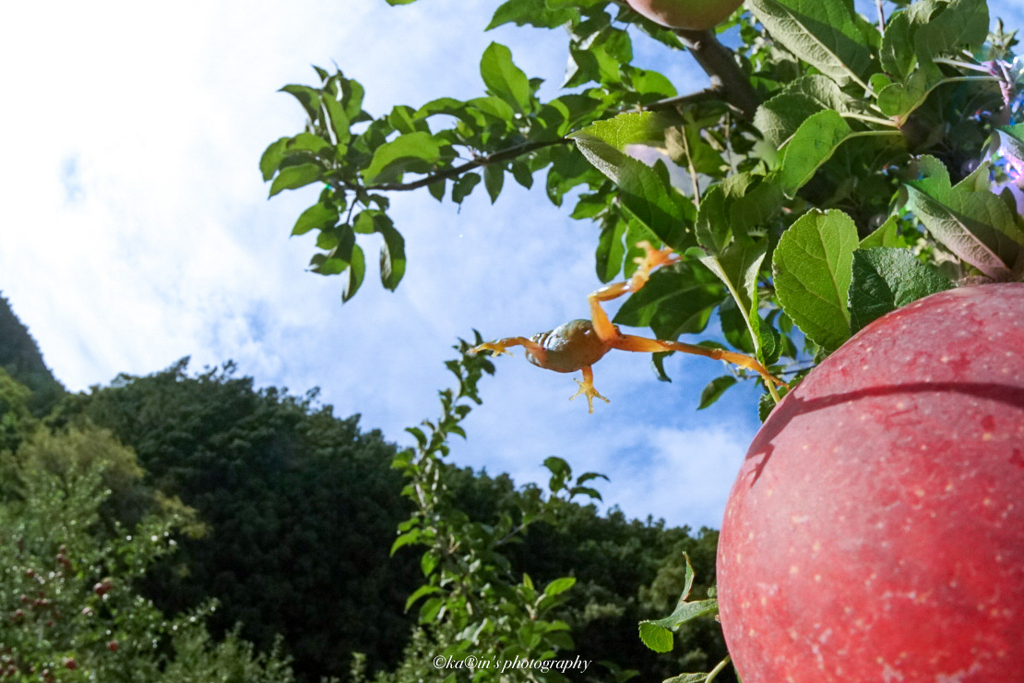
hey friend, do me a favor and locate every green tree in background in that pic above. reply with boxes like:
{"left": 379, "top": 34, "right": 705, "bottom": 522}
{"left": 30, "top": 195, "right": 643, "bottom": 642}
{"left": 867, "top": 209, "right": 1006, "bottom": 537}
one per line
{"left": 0, "top": 296, "right": 64, "bottom": 418}
{"left": 55, "top": 359, "right": 420, "bottom": 682}
{"left": 50, "top": 356, "right": 725, "bottom": 682}
{"left": 0, "top": 396, "right": 294, "bottom": 682}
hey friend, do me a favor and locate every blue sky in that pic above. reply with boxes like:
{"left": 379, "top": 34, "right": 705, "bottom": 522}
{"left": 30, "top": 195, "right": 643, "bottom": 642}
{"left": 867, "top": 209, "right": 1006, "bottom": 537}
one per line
{"left": 2, "top": 0, "right": 1022, "bottom": 529}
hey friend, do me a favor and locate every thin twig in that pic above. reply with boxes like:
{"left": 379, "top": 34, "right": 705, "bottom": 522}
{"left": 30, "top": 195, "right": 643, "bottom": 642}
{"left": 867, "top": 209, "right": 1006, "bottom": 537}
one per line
{"left": 338, "top": 137, "right": 568, "bottom": 193}
{"left": 705, "top": 655, "right": 732, "bottom": 683}
{"left": 646, "top": 86, "right": 728, "bottom": 112}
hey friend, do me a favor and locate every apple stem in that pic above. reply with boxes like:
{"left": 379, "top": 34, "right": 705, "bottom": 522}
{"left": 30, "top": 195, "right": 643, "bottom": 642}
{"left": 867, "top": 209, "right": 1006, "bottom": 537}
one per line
{"left": 705, "top": 655, "right": 732, "bottom": 683}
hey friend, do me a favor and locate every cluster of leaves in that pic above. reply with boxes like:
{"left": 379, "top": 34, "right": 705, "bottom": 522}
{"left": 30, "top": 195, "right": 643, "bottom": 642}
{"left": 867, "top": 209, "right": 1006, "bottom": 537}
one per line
{"left": 259, "top": 1, "right": 700, "bottom": 300}
{"left": 0, "top": 412, "right": 294, "bottom": 682}
{"left": 380, "top": 341, "right": 617, "bottom": 683}
{"left": 265, "top": 0, "right": 1024, "bottom": 414}
{"left": 264, "top": 0, "right": 1024, "bottom": 680}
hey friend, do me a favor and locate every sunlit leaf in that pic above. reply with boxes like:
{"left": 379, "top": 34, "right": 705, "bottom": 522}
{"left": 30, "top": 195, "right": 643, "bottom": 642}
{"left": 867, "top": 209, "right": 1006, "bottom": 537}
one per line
{"left": 904, "top": 155, "right": 1024, "bottom": 279}
{"left": 778, "top": 110, "right": 852, "bottom": 195}
{"left": 773, "top": 209, "right": 858, "bottom": 351}
{"left": 362, "top": 132, "right": 446, "bottom": 185}
{"left": 570, "top": 132, "right": 695, "bottom": 250}
{"left": 747, "top": 0, "right": 874, "bottom": 88}
{"left": 292, "top": 202, "right": 338, "bottom": 236}
{"left": 638, "top": 622, "right": 673, "bottom": 653}
{"left": 480, "top": 42, "right": 531, "bottom": 113}
{"left": 269, "top": 163, "right": 322, "bottom": 197}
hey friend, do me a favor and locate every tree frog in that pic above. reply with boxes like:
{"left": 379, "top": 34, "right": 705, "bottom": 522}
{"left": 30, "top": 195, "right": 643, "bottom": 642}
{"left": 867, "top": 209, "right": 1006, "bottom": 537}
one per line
{"left": 471, "top": 242, "right": 786, "bottom": 412}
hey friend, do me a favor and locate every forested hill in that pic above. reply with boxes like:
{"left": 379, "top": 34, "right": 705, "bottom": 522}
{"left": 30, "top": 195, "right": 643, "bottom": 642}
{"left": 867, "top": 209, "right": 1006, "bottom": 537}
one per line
{"left": 1, "top": 299, "right": 727, "bottom": 683}
{"left": 0, "top": 293, "right": 64, "bottom": 415}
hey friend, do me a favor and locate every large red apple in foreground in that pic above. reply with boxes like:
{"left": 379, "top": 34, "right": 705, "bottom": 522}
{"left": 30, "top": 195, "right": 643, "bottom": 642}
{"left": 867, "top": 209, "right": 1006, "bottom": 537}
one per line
{"left": 718, "top": 284, "right": 1024, "bottom": 682}
{"left": 625, "top": 0, "right": 744, "bottom": 31}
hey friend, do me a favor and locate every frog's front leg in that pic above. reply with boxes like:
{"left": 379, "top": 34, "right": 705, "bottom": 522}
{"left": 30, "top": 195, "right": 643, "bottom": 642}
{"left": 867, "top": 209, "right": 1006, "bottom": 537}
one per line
{"left": 471, "top": 336, "right": 548, "bottom": 363}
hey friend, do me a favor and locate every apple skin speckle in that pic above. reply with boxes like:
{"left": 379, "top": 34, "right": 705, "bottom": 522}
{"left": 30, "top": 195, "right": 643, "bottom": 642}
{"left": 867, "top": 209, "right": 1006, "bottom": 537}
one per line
{"left": 718, "top": 284, "right": 1024, "bottom": 683}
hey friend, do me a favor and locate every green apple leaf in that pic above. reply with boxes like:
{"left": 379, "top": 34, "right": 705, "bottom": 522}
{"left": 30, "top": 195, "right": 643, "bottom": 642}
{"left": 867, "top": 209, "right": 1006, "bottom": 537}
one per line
{"left": 778, "top": 110, "right": 853, "bottom": 195}
{"left": 904, "top": 155, "right": 1024, "bottom": 280}
{"left": 480, "top": 42, "right": 531, "bottom": 113}
{"left": 913, "top": 0, "right": 989, "bottom": 58}
{"left": 260, "top": 137, "right": 289, "bottom": 181}
{"left": 484, "top": 164, "right": 504, "bottom": 203}
{"left": 698, "top": 376, "right": 738, "bottom": 410}
{"left": 571, "top": 132, "right": 695, "bottom": 250}
{"left": 880, "top": 10, "right": 915, "bottom": 80}
{"left": 754, "top": 75, "right": 859, "bottom": 148}
{"left": 269, "top": 163, "right": 322, "bottom": 197}
{"left": 361, "top": 132, "right": 447, "bottom": 185}
{"left": 543, "top": 577, "right": 576, "bottom": 598}
{"left": 578, "top": 111, "right": 675, "bottom": 150}
{"left": 452, "top": 173, "right": 482, "bottom": 205}
{"left": 487, "top": 0, "right": 579, "bottom": 30}
{"left": 638, "top": 622, "right": 674, "bottom": 653}
{"left": 662, "top": 674, "right": 715, "bottom": 683}
{"left": 341, "top": 244, "right": 366, "bottom": 302}
{"left": 376, "top": 216, "right": 406, "bottom": 291}
{"left": 859, "top": 215, "right": 902, "bottom": 249}
{"left": 614, "top": 268, "right": 724, "bottom": 339}
{"left": 699, "top": 241, "right": 767, "bottom": 318}
{"left": 849, "top": 247, "right": 953, "bottom": 332}
{"left": 773, "top": 209, "right": 859, "bottom": 352}
{"left": 292, "top": 202, "right": 338, "bottom": 236}
{"left": 595, "top": 214, "right": 627, "bottom": 284}
{"left": 747, "top": 0, "right": 874, "bottom": 90}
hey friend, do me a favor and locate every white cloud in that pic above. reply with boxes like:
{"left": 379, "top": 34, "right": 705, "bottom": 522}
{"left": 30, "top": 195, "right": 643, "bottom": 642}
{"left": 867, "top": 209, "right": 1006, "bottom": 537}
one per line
{"left": 617, "top": 424, "right": 756, "bottom": 529}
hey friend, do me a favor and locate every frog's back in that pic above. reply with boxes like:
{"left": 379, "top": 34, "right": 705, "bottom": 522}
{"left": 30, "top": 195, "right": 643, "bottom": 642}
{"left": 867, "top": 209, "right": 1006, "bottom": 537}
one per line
{"left": 526, "top": 319, "right": 610, "bottom": 373}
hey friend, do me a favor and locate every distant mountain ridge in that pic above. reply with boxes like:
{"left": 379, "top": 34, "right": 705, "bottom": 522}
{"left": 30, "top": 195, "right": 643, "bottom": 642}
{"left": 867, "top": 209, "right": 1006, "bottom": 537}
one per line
{"left": 0, "top": 293, "right": 65, "bottom": 414}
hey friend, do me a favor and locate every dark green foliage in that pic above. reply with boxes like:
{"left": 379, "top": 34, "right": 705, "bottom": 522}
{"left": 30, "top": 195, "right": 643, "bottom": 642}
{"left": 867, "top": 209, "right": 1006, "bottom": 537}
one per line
{"left": 45, "top": 357, "right": 728, "bottom": 682}
{"left": 0, "top": 414, "right": 295, "bottom": 682}
{"left": 0, "top": 293, "right": 64, "bottom": 418}
{"left": 442, "top": 467, "right": 731, "bottom": 681}
{"left": 54, "top": 359, "right": 419, "bottom": 683}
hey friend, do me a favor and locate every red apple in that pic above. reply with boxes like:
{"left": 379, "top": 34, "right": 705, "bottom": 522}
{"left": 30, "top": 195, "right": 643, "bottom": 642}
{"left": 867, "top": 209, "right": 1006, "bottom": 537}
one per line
{"left": 718, "top": 283, "right": 1024, "bottom": 682}
{"left": 625, "top": 0, "right": 744, "bottom": 30}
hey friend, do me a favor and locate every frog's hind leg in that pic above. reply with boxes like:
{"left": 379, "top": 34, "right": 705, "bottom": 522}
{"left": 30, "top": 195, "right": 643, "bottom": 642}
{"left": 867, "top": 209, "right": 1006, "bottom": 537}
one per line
{"left": 608, "top": 334, "right": 786, "bottom": 388}
{"left": 569, "top": 365, "right": 610, "bottom": 414}
{"left": 587, "top": 241, "right": 680, "bottom": 342}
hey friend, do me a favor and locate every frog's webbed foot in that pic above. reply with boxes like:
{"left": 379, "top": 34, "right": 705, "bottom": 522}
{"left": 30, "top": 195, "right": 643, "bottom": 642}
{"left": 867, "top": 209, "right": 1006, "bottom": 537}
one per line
{"left": 569, "top": 366, "right": 610, "bottom": 414}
